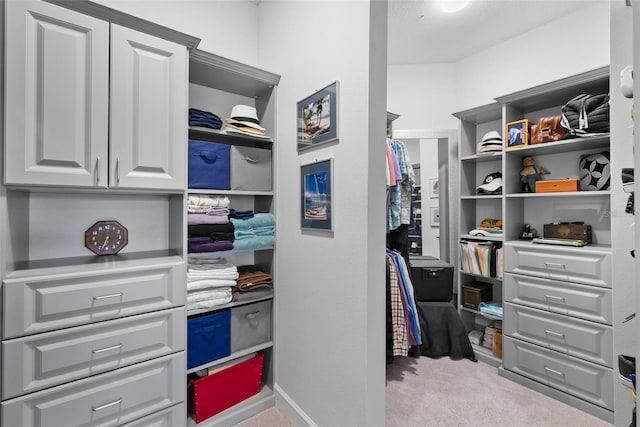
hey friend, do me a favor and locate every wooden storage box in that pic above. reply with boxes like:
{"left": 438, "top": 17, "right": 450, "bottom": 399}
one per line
{"left": 462, "top": 282, "right": 493, "bottom": 310}
{"left": 535, "top": 179, "right": 578, "bottom": 193}
{"left": 188, "top": 353, "right": 264, "bottom": 424}
{"left": 543, "top": 223, "right": 592, "bottom": 242}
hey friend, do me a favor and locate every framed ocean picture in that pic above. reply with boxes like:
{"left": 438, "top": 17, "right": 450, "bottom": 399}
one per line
{"left": 300, "top": 158, "right": 333, "bottom": 231}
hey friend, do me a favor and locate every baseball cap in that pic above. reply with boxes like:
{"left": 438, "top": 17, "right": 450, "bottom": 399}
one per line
{"left": 477, "top": 172, "right": 503, "bottom": 194}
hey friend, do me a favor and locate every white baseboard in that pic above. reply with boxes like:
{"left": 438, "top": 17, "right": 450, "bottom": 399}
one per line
{"left": 274, "top": 383, "right": 318, "bottom": 427}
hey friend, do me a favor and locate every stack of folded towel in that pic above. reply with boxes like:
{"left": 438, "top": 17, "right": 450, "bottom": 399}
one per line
{"left": 187, "top": 257, "right": 238, "bottom": 311}
{"left": 189, "top": 108, "right": 222, "bottom": 130}
{"left": 234, "top": 265, "right": 273, "bottom": 293}
{"left": 478, "top": 301, "right": 503, "bottom": 318}
{"left": 188, "top": 195, "right": 234, "bottom": 253}
{"left": 230, "top": 213, "right": 276, "bottom": 251}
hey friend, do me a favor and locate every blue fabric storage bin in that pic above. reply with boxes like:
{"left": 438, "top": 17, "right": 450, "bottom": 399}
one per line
{"left": 187, "top": 309, "right": 231, "bottom": 369}
{"left": 188, "top": 139, "right": 231, "bottom": 190}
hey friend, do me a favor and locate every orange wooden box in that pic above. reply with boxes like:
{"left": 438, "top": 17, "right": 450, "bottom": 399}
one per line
{"left": 535, "top": 179, "right": 579, "bottom": 193}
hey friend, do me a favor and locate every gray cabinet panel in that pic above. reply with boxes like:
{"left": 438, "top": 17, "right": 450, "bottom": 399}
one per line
{"left": 231, "top": 300, "right": 272, "bottom": 353}
{"left": 503, "top": 273, "right": 612, "bottom": 325}
{"left": 502, "top": 336, "right": 613, "bottom": 410}
{"left": 120, "top": 403, "right": 185, "bottom": 427}
{"left": 3, "top": 261, "right": 185, "bottom": 338}
{"left": 503, "top": 303, "right": 612, "bottom": 367}
{"left": 3, "top": 307, "right": 184, "bottom": 399}
{"left": 504, "top": 243, "right": 611, "bottom": 287}
{"left": 1, "top": 353, "right": 184, "bottom": 427}
{"left": 110, "top": 24, "right": 187, "bottom": 190}
{"left": 4, "top": 0, "right": 109, "bottom": 187}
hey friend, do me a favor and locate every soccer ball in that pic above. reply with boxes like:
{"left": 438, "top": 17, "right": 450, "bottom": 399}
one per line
{"left": 579, "top": 152, "right": 610, "bottom": 191}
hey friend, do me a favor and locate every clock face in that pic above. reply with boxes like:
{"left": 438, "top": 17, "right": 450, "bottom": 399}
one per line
{"left": 84, "top": 221, "right": 128, "bottom": 256}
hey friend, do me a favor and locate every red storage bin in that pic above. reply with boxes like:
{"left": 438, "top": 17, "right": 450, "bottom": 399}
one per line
{"left": 188, "top": 353, "right": 264, "bottom": 423}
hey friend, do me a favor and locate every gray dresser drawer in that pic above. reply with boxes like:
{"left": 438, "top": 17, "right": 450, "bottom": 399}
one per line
{"left": 119, "top": 402, "right": 185, "bottom": 427}
{"left": 3, "top": 260, "right": 186, "bottom": 338}
{"left": 504, "top": 243, "right": 611, "bottom": 287}
{"left": 503, "top": 273, "right": 612, "bottom": 325}
{"left": 502, "top": 336, "right": 613, "bottom": 410}
{"left": 231, "top": 299, "right": 272, "bottom": 353}
{"left": 3, "top": 307, "right": 185, "bottom": 399}
{"left": 1, "top": 353, "right": 184, "bottom": 427}
{"left": 503, "top": 303, "right": 612, "bottom": 367}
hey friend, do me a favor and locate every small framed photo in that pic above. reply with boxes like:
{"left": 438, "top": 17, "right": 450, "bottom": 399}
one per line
{"left": 301, "top": 158, "right": 333, "bottom": 231}
{"left": 430, "top": 207, "right": 440, "bottom": 227}
{"left": 429, "top": 178, "right": 439, "bottom": 199}
{"left": 297, "top": 81, "right": 339, "bottom": 151}
{"left": 505, "top": 119, "right": 531, "bottom": 149}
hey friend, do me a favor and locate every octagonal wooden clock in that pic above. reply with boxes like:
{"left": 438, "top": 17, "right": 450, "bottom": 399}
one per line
{"left": 84, "top": 220, "right": 128, "bottom": 255}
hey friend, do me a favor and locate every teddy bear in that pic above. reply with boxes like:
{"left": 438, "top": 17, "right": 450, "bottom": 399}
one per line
{"left": 520, "top": 155, "right": 550, "bottom": 192}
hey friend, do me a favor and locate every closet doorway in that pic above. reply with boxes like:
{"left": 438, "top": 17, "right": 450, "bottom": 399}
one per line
{"left": 392, "top": 129, "right": 458, "bottom": 264}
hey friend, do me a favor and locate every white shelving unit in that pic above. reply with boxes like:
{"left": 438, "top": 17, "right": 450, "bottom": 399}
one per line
{"left": 185, "top": 48, "right": 280, "bottom": 427}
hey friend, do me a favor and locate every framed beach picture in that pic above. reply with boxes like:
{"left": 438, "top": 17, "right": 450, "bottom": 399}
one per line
{"left": 301, "top": 159, "right": 333, "bottom": 231}
{"left": 429, "top": 178, "right": 439, "bottom": 199}
{"left": 297, "top": 81, "right": 339, "bottom": 151}
{"left": 430, "top": 207, "right": 440, "bottom": 227}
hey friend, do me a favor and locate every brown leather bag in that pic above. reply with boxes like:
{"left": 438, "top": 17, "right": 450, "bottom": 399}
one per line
{"left": 530, "top": 116, "right": 567, "bottom": 144}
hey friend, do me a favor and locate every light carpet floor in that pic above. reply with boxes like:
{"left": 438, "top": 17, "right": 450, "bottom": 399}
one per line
{"left": 234, "top": 356, "right": 616, "bottom": 426}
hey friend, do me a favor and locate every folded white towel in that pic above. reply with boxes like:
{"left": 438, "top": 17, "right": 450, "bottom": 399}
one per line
{"left": 187, "top": 279, "right": 237, "bottom": 291}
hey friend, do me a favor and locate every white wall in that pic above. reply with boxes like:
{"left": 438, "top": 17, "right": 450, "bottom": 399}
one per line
{"left": 456, "top": 2, "right": 610, "bottom": 112}
{"left": 258, "top": 1, "right": 387, "bottom": 426}
{"left": 610, "top": 2, "right": 636, "bottom": 425}
{"left": 387, "top": 63, "right": 459, "bottom": 130}
{"left": 388, "top": 2, "right": 611, "bottom": 131}
{"left": 92, "top": 0, "right": 260, "bottom": 64}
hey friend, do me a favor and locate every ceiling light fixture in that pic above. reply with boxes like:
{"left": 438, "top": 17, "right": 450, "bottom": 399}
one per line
{"left": 436, "top": 0, "right": 471, "bottom": 13}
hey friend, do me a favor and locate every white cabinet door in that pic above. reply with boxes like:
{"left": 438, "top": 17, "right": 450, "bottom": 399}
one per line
{"left": 110, "top": 25, "right": 187, "bottom": 190}
{"left": 5, "top": 0, "right": 109, "bottom": 187}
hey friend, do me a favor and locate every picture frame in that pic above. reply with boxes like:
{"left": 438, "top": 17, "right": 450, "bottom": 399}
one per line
{"left": 429, "top": 178, "right": 439, "bottom": 199}
{"left": 297, "top": 81, "right": 339, "bottom": 151}
{"left": 301, "top": 158, "right": 333, "bottom": 231}
{"left": 505, "top": 119, "right": 531, "bottom": 149}
{"left": 430, "top": 207, "right": 440, "bottom": 227}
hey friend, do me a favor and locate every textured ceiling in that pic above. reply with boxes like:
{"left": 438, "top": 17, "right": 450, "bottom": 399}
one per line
{"left": 387, "top": 0, "right": 607, "bottom": 65}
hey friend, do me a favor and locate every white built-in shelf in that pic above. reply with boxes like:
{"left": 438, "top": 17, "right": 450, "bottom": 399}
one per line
{"left": 458, "top": 270, "right": 503, "bottom": 283}
{"left": 186, "top": 342, "right": 273, "bottom": 374}
{"left": 504, "top": 134, "right": 609, "bottom": 157}
{"left": 461, "top": 195, "right": 502, "bottom": 200}
{"left": 504, "top": 240, "right": 613, "bottom": 252}
{"left": 506, "top": 190, "right": 610, "bottom": 198}
{"left": 461, "top": 306, "right": 503, "bottom": 321}
{"left": 186, "top": 385, "right": 275, "bottom": 427}
{"left": 471, "top": 343, "right": 502, "bottom": 367}
{"left": 188, "top": 188, "right": 274, "bottom": 197}
{"left": 461, "top": 152, "right": 503, "bottom": 162}
{"left": 189, "top": 127, "right": 274, "bottom": 148}
{"left": 186, "top": 289, "right": 274, "bottom": 318}
{"left": 6, "top": 251, "right": 183, "bottom": 278}
{"left": 460, "top": 234, "right": 503, "bottom": 242}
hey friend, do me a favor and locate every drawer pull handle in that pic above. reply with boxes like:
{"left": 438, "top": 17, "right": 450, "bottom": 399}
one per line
{"left": 544, "top": 329, "right": 565, "bottom": 338}
{"left": 544, "top": 367, "right": 565, "bottom": 377}
{"left": 96, "top": 156, "right": 101, "bottom": 184}
{"left": 93, "top": 293, "right": 123, "bottom": 301}
{"left": 544, "top": 262, "right": 566, "bottom": 270}
{"left": 246, "top": 311, "right": 261, "bottom": 320}
{"left": 92, "top": 343, "right": 123, "bottom": 354}
{"left": 92, "top": 398, "right": 122, "bottom": 411}
{"left": 544, "top": 294, "right": 565, "bottom": 302}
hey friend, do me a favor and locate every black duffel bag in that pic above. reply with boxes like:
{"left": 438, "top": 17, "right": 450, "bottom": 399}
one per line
{"left": 560, "top": 93, "right": 610, "bottom": 135}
